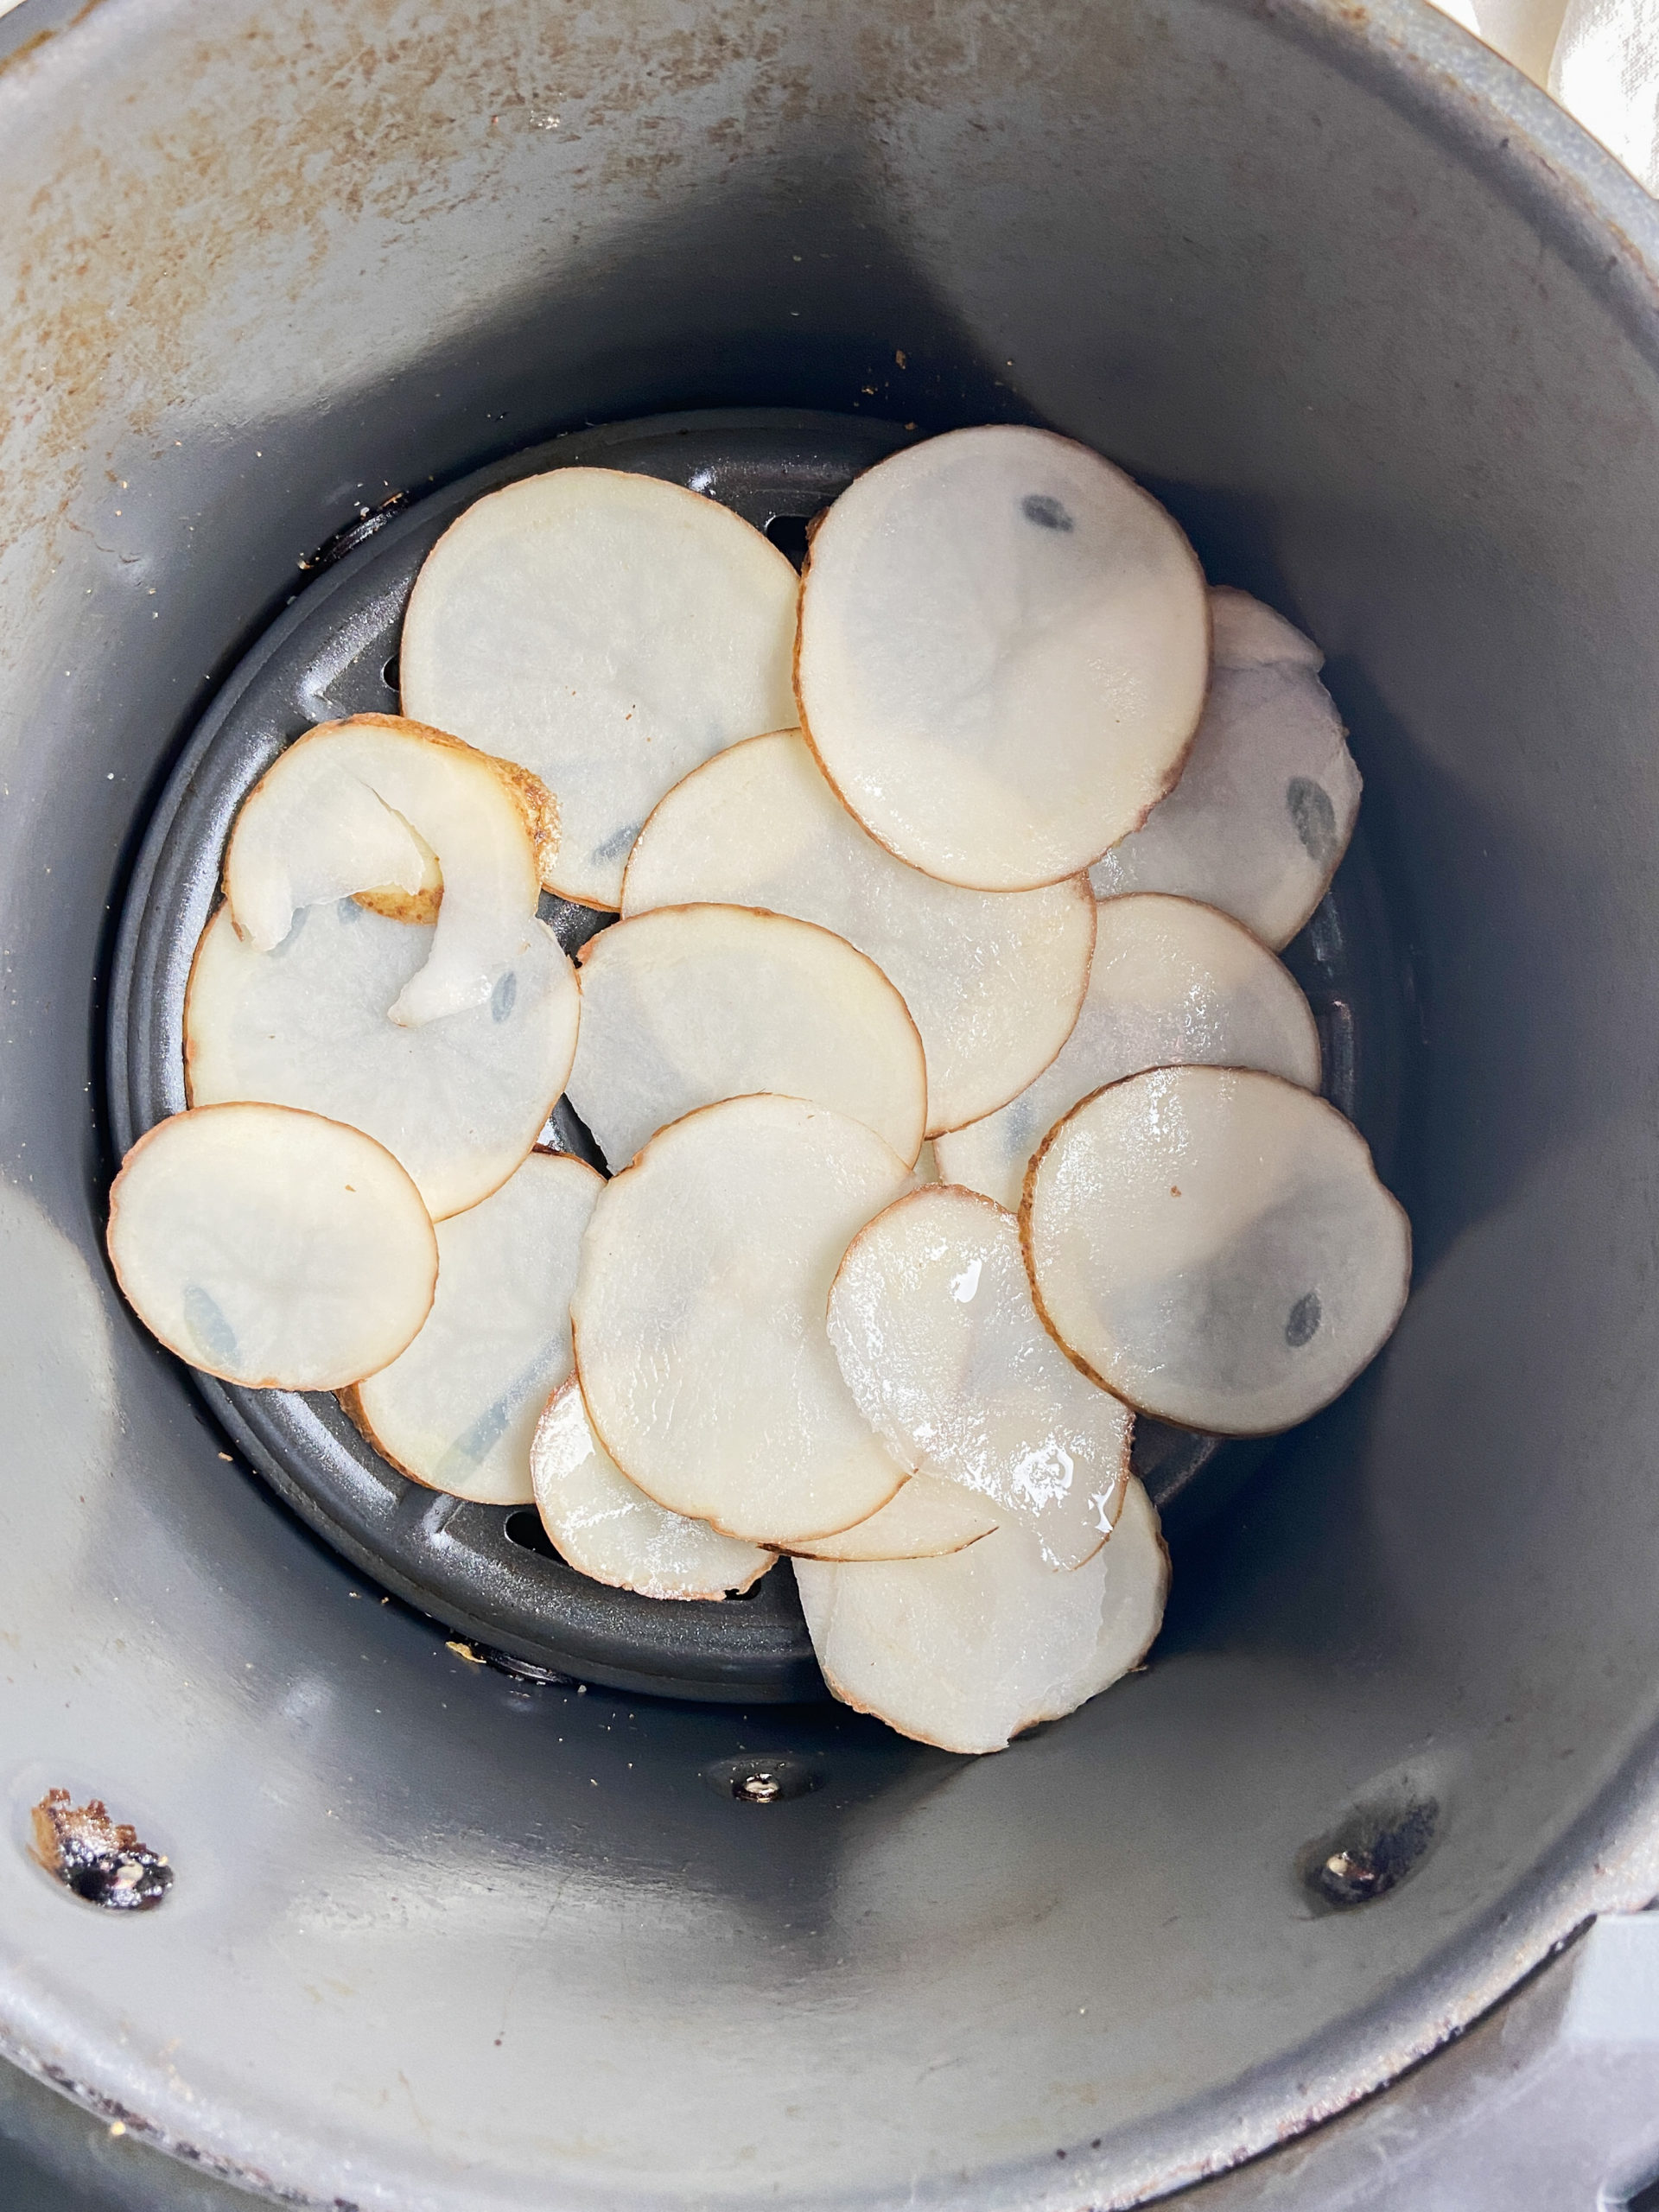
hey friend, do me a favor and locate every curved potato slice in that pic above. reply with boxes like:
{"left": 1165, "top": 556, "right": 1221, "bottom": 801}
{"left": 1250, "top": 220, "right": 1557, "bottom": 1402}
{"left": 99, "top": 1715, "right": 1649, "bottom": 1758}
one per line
{"left": 796, "top": 426, "right": 1209, "bottom": 891}
{"left": 566, "top": 903, "right": 926, "bottom": 1171}
{"left": 400, "top": 467, "right": 799, "bottom": 909}
{"left": 346, "top": 1152, "right": 602, "bottom": 1505}
{"left": 1089, "top": 588, "right": 1363, "bottom": 949}
{"left": 224, "top": 714, "right": 555, "bottom": 1027}
{"left": 185, "top": 898, "right": 579, "bottom": 1220}
{"left": 622, "top": 730, "right": 1095, "bottom": 1136}
{"left": 1022, "top": 1066, "right": 1411, "bottom": 1434}
{"left": 934, "top": 893, "right": 1319, "bottom": 1211}
{"left": 107, "top": 1103, "right": 436, "bottom": 1392}
{"left": 795, "top": 1479, "right": 1167, "bottom": 1755}
{"left": 531, "top": 1380, "right": 773, "bottom": 1600}
{"left": 571, "top": 1094, "right": 915, "bottom": 1546}
{"left": 780, "top": 1472, "right": 997, "bottom": 1562}
{"left": 828, "top": 1185, "right": 1131, "bottom": 1569}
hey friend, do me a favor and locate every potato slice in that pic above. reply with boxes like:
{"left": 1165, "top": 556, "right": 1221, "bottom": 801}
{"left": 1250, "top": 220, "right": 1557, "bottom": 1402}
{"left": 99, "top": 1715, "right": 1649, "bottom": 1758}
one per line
{"left": 1089, "top": 588, "right": 1363, "bottom": 949}
{"left": 827, "top": 1185, "right": 1131, "bottom": 1569}
{"left": 795, "top": 1479, "right": 1167, "bottom": 1754}
{"left": 400, "top": 468, "right": 799, "bottom": 909}
{"left": 225, "top": 715, "right": 554, "bottom": 1027}
{"left": 934, "top": 893, "right": 1319, "bottom": 1211}
{"left": 566, "top": 903, "right": 926, "bottom": 1171}
{"left": 107, "top": 1103, "right": 437, "bottom": 1391}
{"left": 622, "top": 731, "right": 1095, "bottom": 1135}
{"left": 795, "top": 426, "right": 1209, "bottom": 891}
{"left": 185, "top": 898, "right": 579, "bottom": 1220}
{"left": 1022, "top": 1066, "right": 1411, "bottom": 1434}
{"left": 346, "top": 1152, "right": 602, "bottom": 1505}
{"left": 571, "top": 1094, "right": 914, "bottom": 1546}
{"left": 780, "top": 1473, "right": 997, "bottom": 1562}
{"left": 531, "top": 1379, "right": 773, "bottom": 1600}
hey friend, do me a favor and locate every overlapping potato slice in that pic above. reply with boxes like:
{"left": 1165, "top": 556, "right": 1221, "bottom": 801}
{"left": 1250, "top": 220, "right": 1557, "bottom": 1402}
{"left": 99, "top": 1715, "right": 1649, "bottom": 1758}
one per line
{"left": 827, "top": 1185, "right": 1131, "bottom": 1569}
{"left": 224, "top": 715, "right": 555, "bottom": 1026}
{"left": 795, "top": 426, "right": 1209, "bottom": 891}
{"left": 571, "top": 1094, "right": 915, "bottom": 1546}
{"left": 1089, "top": 588, "right": 1363, "bottom": 949}
{"left": 795, "top": 1478, "right": 1167, "bottom": 1754}
{"left": 107, "top": 1103, "right": 437, "bottom": 1391}
{"left": 934, "top": 893, "right": 1320, "bottom": 1211}
{"left": 531, "top": 1379, "right": 774, "bottom": 1599}
{"left": 1022, "top": 1066, "right": 1411, "bottom": 1434}
{"left": 185, "top": 897, "right": 580, "bottom": 1219}
{"left": 346, "top": 1152, "right": 602, "bottom": 1505}
{"left": 565, "top": 903, "right": 926, "bottom": 1171}
{"left": 621, "top": 731, "right": 1095, "bottom": 1135}
{"left": 399, "top": 468, "right": 799, "bottom": 909}
{"left": 780, "top": 1473, "right": 997, "bottom": 1562}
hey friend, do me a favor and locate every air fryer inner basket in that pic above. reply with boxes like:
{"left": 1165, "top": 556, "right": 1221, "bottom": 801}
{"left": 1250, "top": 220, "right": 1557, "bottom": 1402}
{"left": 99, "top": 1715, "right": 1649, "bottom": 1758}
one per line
{"left": 10, "top": 0, "right": 1659, "bottom": 2203}
{"left": 106, "top": 405, "right": 1395, "bottom": 1702}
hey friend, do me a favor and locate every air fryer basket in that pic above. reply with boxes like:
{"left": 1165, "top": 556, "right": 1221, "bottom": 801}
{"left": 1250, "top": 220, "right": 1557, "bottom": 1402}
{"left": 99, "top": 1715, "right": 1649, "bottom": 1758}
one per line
{"left": 5, "top": 0, "right": 1659, "bottom": 2206}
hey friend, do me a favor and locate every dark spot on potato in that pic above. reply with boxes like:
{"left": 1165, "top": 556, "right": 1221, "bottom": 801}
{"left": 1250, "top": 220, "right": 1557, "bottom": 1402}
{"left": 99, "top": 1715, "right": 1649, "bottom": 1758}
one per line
{"left": 1287, "top": 776, "right": 1339, "bottom": 867}
{"left": 1020, "top": 493, "right": 1074, "bottom": 532}
{"left": 1285, "top": 1289, "right": 1321, "bottom": 1348}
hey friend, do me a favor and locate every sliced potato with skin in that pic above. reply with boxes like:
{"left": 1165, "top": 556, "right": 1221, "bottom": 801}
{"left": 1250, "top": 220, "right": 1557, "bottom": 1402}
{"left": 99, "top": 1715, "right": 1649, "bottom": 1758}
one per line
{"left": 934, "top": 893, "right": 1320, "bottom": 1211}
{"left": 827, "top": 1185, "right": 1131, "bottom": 1569}
{"left": 566, "top": 903, "right": 926, "bottom": 1171}
{"left": 186, "top": 897, "right": 579, "bottom": 1220}
{"left": 571, "top": 1093, "right": 915, "bottom": 1547}
{"left": 779, "top": 1472, "right": 997, "bottom": 1562}
{"left": 346, "top": 1151, "right": 603, "bottom": 1506}
{"left": 796, "top": 1478, "right": 1168, "bottom": 1755}
{"left": 107, "top": 1103, "right": 437, "bottom": 1392}
{"left": 796, "top": 426, "right": 1210, "bottom": 892}
{"left": 622, "top": 730, "right": 1096, "bottom": 1136}
{"left": 224, "top": 714, "right": 556, "bottom": 1027}
{"left": 1022, "top": 1065, "right": 1412, "bottom": 1435}
{"left": 531, "top": 1379, "right": 774, "bottom": 1600}
{"left": 400, "top": 467, "right": 799, "bottom": 909}
{"left": 1089, "top": 588, "right": 1363, "bottom": 950}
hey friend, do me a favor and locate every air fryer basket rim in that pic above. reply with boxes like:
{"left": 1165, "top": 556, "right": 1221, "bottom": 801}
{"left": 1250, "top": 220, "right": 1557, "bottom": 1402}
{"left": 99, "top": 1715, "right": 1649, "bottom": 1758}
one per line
{"left": 4, "top": 0, "right": 1659, "bottom": 2205}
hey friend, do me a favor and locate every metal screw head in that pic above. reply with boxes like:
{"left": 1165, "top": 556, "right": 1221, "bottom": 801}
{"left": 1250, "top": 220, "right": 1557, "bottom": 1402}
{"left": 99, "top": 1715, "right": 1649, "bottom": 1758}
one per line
{"left": 736, "top": 1772, "right": 783, "bottom": 1804}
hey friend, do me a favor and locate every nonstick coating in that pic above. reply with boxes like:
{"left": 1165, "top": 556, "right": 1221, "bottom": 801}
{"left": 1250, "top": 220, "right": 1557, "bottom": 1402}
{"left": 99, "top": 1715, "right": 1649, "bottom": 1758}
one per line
{"left": 6, "top": 0, "right": 1659, "bottom": 2207}
{"left": 106, "top": 405, "right": 1384, "bottom": 1700}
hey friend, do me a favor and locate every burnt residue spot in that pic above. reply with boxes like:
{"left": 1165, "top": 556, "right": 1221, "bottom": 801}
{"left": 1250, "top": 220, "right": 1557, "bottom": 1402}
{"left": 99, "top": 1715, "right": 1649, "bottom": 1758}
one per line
{"left": 296, "top": 492, "right": 409, "bottom": 576}
{"left": 1021, "top": 493, "right": 1074, "bottom": 532}
{"left": 1285, "top": 1290, "right": 1322, "bottom": 1348}
{"left": 1287, "top": 776, "right": 1340, "bottom": 867}
{"left": 31, "top": 1790, "right": 173, "bottom": 1912}
{"left": 1300, "top": 1796, "right": 1438, "bottom": 1910}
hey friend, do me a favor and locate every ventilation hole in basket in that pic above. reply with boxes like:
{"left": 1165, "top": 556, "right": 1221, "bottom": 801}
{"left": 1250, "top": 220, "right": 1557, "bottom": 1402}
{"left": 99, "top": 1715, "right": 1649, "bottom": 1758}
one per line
{"left": 764, "top": 513, "right": 812, "bottom": 566}
{"left": 503, "top": 1507, "right": 562, "bottom": 1562}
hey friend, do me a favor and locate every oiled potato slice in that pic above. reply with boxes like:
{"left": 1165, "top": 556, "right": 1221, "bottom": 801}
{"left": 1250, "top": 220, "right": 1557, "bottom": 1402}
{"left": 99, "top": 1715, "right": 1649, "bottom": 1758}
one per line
{"left": 780, "top": 1473, "right": 997, "bottom": 1562}
{"left": 1022, "top": 1065, "right": 1411, "bottom": 1434}
{"left": 107, "top": 1103, "right": 436, "bottom": 1391}
{"left": 796, "top": 426, "right": 1208, "bottom": 890}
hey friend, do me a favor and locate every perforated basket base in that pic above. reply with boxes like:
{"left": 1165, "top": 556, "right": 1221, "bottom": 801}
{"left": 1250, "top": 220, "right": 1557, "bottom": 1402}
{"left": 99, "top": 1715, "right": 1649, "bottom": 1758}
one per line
{"left": 106, "top": 407, "right": 1382, "bottom": 1703}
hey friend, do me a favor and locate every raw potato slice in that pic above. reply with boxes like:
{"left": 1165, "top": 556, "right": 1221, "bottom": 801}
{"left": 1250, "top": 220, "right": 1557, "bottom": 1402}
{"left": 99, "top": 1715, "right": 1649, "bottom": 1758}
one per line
{"left": 400, "top": 468, "right": 799, "bottom": 908}
{"left": 622, "top": 731, "right": 1096, "bottom": 1135}
{"left": 106, "top": 1104, "right": 437, "bottom": 1391}
{"left": 531, "top": 1380, "right": 773, "bottom": 1600}
{"left": 796, "top": 426, "right": 1209, "bottom": 891}
{"left": 566, "top": 904, "right": 926, "bottom": 1172}
{"left": 347, "top": 1153, "right": 602, "bottom": 1505}
{"left": 796, "top": 1479, "right": 1167, "bottom": 1754}
{"left": 1089, "top": 588, "right": 1363, "bottom": 949}
{"left": 827, "top": 1185, "right": 1131, "bottom": 1569}
{"left": 782, "top": 1473, "right": 997, "bottom": 1562}
{"left": 934, "top": 894, "right": 1320, "bottom": 1211}
{"left": 1023, "top": 1066, "right": 1411, "bottom": 1435}
{"left": 224, "top": 715, "right": 556, "bottom": 1026}
{"left": 571, "top": 1094, "right": 915, "bottom": 1546}
{"left": 185, "top": 899, "right": 579, "bottom": 1220}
